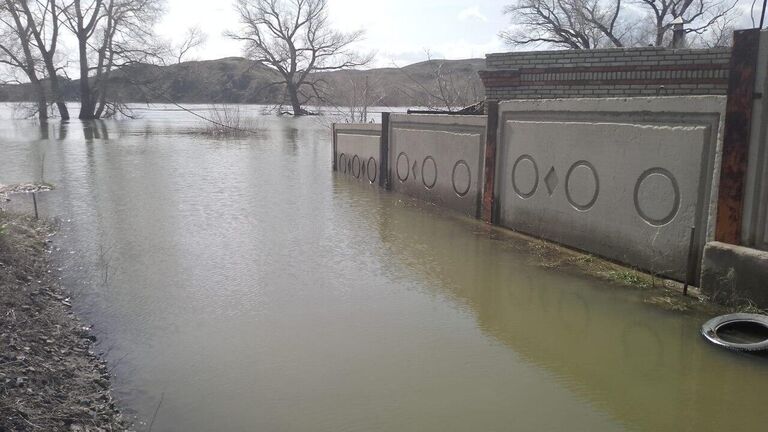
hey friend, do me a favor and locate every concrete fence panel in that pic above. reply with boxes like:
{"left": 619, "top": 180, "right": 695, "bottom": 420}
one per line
{"left": 496, "top": 97, "right": 726, "bottom": 281}
{"left": 332, "top": 123, "right": 382, "bottom": 185}
{"left": 388, "top": 114, "right": 487, "bottom": 216}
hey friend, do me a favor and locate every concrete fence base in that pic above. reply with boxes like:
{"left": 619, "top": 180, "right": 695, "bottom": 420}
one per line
{"left": 701, "top": 241, "right": 768, "bottom": 308}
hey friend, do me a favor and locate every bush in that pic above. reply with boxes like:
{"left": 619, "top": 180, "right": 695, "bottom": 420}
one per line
{"left": 203, "top": 104, "right": 256, "bottom": 137}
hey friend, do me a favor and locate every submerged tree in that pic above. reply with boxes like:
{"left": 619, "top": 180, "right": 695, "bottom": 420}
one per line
{"left": 228, "top": 0, "right": 370, "bottom": 116}
{"left": 326, "top": 73, "right": 384, "bottom": 122}
{"left": 24, "top": 0, "right": 69, "bottom": 119}
{"left": 0, "top": 0, "right": 48, "bottom": 120}
{"left": 62, "top": 0, "right": 164, "bottom": 119}
{"left": 0, "top": 0, "right": 70, "bottom": 120}
{"left": 395, "top": 51, "right": 483, "bottom": 112}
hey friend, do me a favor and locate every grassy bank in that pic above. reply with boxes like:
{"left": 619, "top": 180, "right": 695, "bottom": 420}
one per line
{"left": 0, "top": 211, "right": 128, "bottom": 431}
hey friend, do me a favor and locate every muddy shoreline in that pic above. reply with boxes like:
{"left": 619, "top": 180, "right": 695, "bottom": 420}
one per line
{"left": 0, "top": 211, "right": 129, "bottom": 431}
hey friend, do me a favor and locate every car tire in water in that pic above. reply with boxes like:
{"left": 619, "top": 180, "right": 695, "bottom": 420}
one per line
{"left": 701, "top": 313, "right": 768, "bottom": 352}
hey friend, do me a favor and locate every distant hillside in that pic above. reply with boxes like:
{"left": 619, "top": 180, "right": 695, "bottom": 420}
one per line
{"left": 0, "top": 57, "right": 485, "bottom": 108}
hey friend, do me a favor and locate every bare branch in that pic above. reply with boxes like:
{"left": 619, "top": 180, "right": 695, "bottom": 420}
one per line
{"left": 501, "top": 0, "right": 739, "bottom": 49}
{"left": 175, "top": 25, "right": 207, "bottom": 63}
{"left": 228, "top": 0, "right": 371, "bottom": 116}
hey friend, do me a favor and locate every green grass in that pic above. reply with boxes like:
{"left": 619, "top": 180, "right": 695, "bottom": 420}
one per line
{"left": 607, "top": 270, "right": 650, "bottom": 288}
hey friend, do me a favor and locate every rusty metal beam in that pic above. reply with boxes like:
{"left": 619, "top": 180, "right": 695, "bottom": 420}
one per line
{"left": 331, "top": 123, "right": 337, "bottom": 171}
{"left": 716, "top": 29, "right": 761, "bottom": 245}
{"left": 481, "top": 100, "right": 499, "bottom": 223}
{"left": 379, "top": 112, "right": 391, "bottom": 190}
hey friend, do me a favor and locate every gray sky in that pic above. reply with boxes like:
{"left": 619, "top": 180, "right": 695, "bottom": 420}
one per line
{"left": 158, "top": 0, "right": 511, "bottom": 67}
{"left": 158, "top": 0, "right": 760, "bottom": 68}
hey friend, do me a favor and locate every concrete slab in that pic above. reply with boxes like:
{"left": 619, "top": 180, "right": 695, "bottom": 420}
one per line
{"left": 496, "top": 97, "right": 726, "bottom": 281}
{"left": 333, "top": 124, "right": 381, "bottom": 184}
{"left": 388, "top": 114, "right": 486, "bottom": 216}
{"left": 701, "top": 241, "right": 768, "bottom": 308}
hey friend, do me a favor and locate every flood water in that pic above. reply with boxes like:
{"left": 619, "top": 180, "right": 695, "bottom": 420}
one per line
{"left": 1, "top": 104, "right": 768, "bottom": 431}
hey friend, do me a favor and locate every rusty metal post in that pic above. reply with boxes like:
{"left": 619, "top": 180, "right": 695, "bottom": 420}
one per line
{"left": 331, "top": 123, "right": 337, "bottom": 171}
{"left": 684, "top": 226, "right": 696, "bottom": 296}
{"left": 715, "top": 28, "right": 760, "bottom": 245}
{"left": 481, "top": 100, "right": 500, "bottom": 223}
{"left": 32, "top": 192, "right": 38, "bottom": 220}
{"left": 379, "top": 112, "right": 391, "bottom": 190}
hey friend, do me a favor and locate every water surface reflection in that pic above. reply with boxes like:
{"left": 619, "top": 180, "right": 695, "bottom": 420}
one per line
{"left": 0, "top": 104, "right": 766, "bottom": 432}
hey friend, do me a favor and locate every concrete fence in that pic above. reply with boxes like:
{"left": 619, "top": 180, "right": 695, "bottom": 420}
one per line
{"left": 331, "top": 30, "right": 768, "bottom": 306}
{"left": 332, "top": 95, "right": 727, "bottom": 282}
{"left": 333, "top": 114, "right": 487, "bottom": 217}
{"left": 388, "top": 114, "right": 487, "bottom": 216}
{"left": 492, "top": 97, "right": 726, "bottom": 281}
{"left": 332, "top": 123, "right": 382, "bottom": 185}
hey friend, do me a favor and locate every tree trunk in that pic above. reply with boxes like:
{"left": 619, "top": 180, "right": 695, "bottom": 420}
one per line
{"left": 77, "top": 38, "right": 96, "bottom": 120}
{"left": 95, "top": 94, "right": 107, "bottom": 119}
{"left": 36, "top": 91, "right": 48, "bottom": 122}
{"left": 287, "top": 83, "right": 306, "bottom": 116}
{"left": 655, "top": 20, "right": 665, "bottom": 47}
{"left": 47, "top": 70, "right": 69, "bottom": 120}
{"left": 55, "top": 101, "right": 69, "bottom": 120}
{"left": 30, "top": 77, "right": 48, "bottom": 122}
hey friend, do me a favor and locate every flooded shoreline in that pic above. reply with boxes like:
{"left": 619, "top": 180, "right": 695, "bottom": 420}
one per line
{"left": 0, "top": 212, "right": 128, "bottom": 431}
{"left": 1, "top": 104, "right": 767, "bottom": 431}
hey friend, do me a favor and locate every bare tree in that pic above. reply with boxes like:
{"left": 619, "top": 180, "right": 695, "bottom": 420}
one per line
{"left": 0, "top": 0, "right": 49, "bottom": 120}
{"left": 696, "top": 13, "right": 734, "bottom": 47}
{"left": 17, "top": 0, "right": 69, "bottom": 119}
{"left": 500, "top": 0, "right": 621, "bottom": 49}
{"left": 174, "top": 25, "right": 207, "bottom": 64}
{"left": 62, "top": 0, "right": 164, "bottom": 119}
{"left": 0, "top": 0, "right": 69, "bottom": 120}
{"left": 395, "top": 52, "right": 482, "bottom": 112}
{"left": 501, "top": 0, "right": 738, "bottom": 49}
{"left": 228, "top": 0, "right": 370, "bottom": 116}
{"left": 635, "top": 0, "right": 738, "bottom": 47}
{"left": 61, "top": 0, "right": 103, "bottom": 119}
{"left": 327, "top": 73, "right": 384, "bottom": 122}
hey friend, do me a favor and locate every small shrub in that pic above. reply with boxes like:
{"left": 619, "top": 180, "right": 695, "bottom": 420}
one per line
{"left": 203, "top": 104, "right": 256, "bottom": 137}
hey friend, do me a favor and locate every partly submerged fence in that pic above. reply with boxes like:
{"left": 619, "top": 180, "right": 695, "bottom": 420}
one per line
{"left": 332, "top": 29, "right": 768, "bottom": 308}
{"left": 332, "top": 94, "right": 727, "bottom": 284}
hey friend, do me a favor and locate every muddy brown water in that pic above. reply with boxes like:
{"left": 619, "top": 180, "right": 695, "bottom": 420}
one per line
{"left": 1, "top": 104, "right": 767, "bottom": 431}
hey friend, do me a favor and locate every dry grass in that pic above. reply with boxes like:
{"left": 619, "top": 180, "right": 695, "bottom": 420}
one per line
{"left": 202, "top": 104, "right": 257, "bottom": 137}
{"left": 0, "top": 211, "right": 130, "bottom": 431}
{"left": 478, "top": 224, "right": 731, "bottom": 314}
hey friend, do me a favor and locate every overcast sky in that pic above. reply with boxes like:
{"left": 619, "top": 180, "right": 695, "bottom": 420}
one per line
{"left": 157, "top": 0, "right": 511, "bottom": 67}
{"left": 155, "top": 0, "right": 759, "bottom": 68}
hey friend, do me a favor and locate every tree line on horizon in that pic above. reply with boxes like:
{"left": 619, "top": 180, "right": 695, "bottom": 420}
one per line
{"left": 0, "top": 0, "right": 752, "bottom": 122}
{"left": 502, "top": 0, "right": 746, "bottom": 49}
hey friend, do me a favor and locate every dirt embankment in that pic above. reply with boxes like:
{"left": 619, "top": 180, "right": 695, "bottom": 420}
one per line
{"left": 0, "top": 211, "right": 129, "bottom": 431}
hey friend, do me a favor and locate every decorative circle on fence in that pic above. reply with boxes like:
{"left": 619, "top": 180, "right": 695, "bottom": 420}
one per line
{"left": 634, "top": 167, "right": 680, "bottom": 226}
{"left": 452, "top": 160, "right": 472, "bottom": 197}
{"left": 396, "top": 152, "right": 410, "bottom": 182}
{"left": 565, "top": 160, "right": 599, "bottom": 211}
{"left": 367, "top": 157, "right": 377, "bottom": 183}
{"left": 422, "top": 156, "right": 438, "bottom": 190}
{"left": 511, "top": 154, "right": 539, "bottom": 199}
{"left": 338, "top": 153, "right": 347, "bottom": 174}
{"left": 351, "top": 155, "right": 361, "bottom": 179}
